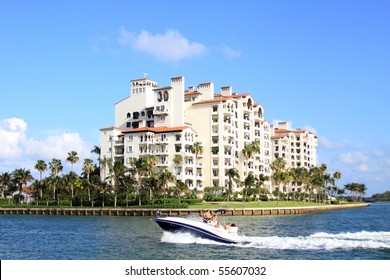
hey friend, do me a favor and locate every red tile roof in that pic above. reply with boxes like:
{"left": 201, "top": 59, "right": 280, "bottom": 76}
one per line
{"left": 100, "top": 126, "right": 121, "bottom": 131}
{"left": 185, "top": 91, "right": 201, "bottom": 95}
{"left": 193, "top": 93, "right": 252, "bottom": 105}
{"left": 121, "top": 126, "right": 194, "bottom": 134}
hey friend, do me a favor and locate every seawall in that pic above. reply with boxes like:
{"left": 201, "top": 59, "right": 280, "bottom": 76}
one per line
{"left": 0, "top": 203, "right": 370, "bottom": 216}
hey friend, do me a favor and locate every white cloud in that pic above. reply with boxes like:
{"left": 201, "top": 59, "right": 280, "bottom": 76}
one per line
{"left": 88, "top": 35, "right": 120, "bottom": 55}
{"left": 0, "top": 118, "right": 27, "bottom": 160}
{"left": 221, "top": 44, "right": 241, "bottom": 59}
{"left": 318, "top": 136, "right": 347, "bottom": 150}
{"left": 356, "top": 164, "right": 369, "bottom": 172}
{"left": 339, "top": 151, "right": 369, "bottom": 165}
{"left": 302, "top": 125, "right": 317, "bottom": 135}
{"left": 0, "top": 118, "right": 95, "bottom": 176}
{"left": 118, "top": 27, "right": 207, "bottom": 61}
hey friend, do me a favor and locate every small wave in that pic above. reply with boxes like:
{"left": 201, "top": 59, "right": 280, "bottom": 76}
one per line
{"left": 161, "top": 231, "right": 390, "bottom": 250}
{"left": 161, "top": 231, "right": 221, "bottom": 245}
{"left": 240, "top": 231, "right": 390, "bottom": 250}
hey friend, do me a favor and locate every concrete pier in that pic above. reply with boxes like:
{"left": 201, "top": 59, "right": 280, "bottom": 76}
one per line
{"left": 0, "top": 203, "right": 370, "bottom": 216}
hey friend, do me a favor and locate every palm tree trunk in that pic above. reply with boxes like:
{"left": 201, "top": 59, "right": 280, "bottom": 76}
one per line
{"left": 126, "top": 189, "right": 128, "bottom": 208}
{"left": 138, "top": 178, "right": 142, "bottom": 207}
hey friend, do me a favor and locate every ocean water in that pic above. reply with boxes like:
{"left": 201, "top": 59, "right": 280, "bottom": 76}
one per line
{"left": 0, "top": 202, "right": 389, "bottom": 260}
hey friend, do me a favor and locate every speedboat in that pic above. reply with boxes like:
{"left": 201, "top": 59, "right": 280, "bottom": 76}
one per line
{"left": 155, "top": 209, "right": 241, "bottom": 244}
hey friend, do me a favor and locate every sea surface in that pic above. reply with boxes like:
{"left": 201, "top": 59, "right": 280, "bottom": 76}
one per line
{"left": 1, "top": 202, "right": 389, "bottom": 260}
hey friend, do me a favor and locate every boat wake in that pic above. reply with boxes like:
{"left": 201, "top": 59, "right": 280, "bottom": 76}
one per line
{"left": 161, "top": 231, "right": 390, "bottom": 250}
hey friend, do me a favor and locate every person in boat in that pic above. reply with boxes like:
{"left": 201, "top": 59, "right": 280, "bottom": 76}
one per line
{"left": 215, "top": 221, "right": 224, "bottom": 229}
{"left": 208, "top": 216, "right": 217, "bottom": 226}
{"left": 203, "top": 209, "right": 212, "bottom": 220}
{"left": 225, "top": 223, "right": 231, "bottom": 231}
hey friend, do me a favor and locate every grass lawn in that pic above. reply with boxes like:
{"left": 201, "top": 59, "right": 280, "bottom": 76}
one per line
{"left": 188, "top": 200, "right": 329, "bottom": 209}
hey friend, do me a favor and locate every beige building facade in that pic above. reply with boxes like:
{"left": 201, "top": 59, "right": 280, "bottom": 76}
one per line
{"left": 100, "top": 76, "right": 317, "bottom": 194}
{"left": 270, "top": 121, "right": 318, "bottom": 170}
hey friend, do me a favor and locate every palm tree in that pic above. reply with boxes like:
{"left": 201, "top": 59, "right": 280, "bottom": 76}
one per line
{"left": 281, "top": 169, "right": 292, "bottom": 203}
{"left": 82, "top": 158, "right": 95, "bottom": 201}
{"left": 96, "top": 177, "right": 111, "bottom": 207}
{"left": 159, "top": 169, "right": 176, "bottom": 204}
{"left": 190, "top": 141, "right": 203, "bottom": 189}
{"left": 130, "top": 157, "right": 147, "bottom": 207}
{"left": 12, "top": 168, "right": 34, "bottom": 204}
{"left": 99, "top": 156, "right": 112, "bottom": 182}
{"left": 309, "top": 166, "right": 326, "bottom": 203}
{"left": 242, "top": 144, "right": 253, "bottom": 175}
{"left": 48, "top": 158, "right": 63, "bottom": 200}
{"left": 174, "top": 180, "right": 190, "bottom": 204}
{"left": 172, "top": 154, "right": 183, "bottom": 176}
{"left": 344, "top": 182, "right": 367, "bottom": 201}
{"left": 270, "top": 157, "right": 286, "bottom": 204}
{"left": 88, "top": 174, "right": 108, "bottom": 207}
{"left": 62, "top": 172, "right": 78, "bottom": 206}
{"left": 144, "top": 154, "right": 157, "bottom": 202}
{"left": 106, "top": 161, "right": 128, "bottom": 207}
{"left": 291, "top": 167, "right": 309, "bottom": 203}
{"left": 243, "top": 173, "right": 256, "bottom": 203}
{"left": 256, "top": 173, "right": 269, "bottom": 205}
{"left": 332, "top": 171, "right": 342, "bottom": 198}
{"left": 66, "top": 151, "right": 79, "bottom": 172}
{"left": 0, "top": 172, "right": 12, "bottom": 198}
{"left": 34, "top": 160, "right": 47, "bottom": 199}
{"left": 226, "top": 168, "right": 240, "bottom": 202}
{"left": 91, "top": 145, "right": 101, "bottom": 161}
{"left": 34, "top": 160, "right": 47, "bottom": 181}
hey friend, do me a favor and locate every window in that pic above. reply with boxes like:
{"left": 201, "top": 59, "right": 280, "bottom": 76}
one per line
{"left": 127, "top": 146, "right": 133, "bottom": 153}
{"left": 157, "top": 92, "right": 163, "bottom": 102}
{"left": 127, "top": 112, "right": 131, "bottom": 118}
{"left": 163, "top": 91, "right": 169, "bottom": 101}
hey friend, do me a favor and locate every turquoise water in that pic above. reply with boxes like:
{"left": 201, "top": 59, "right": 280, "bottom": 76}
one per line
{"left": 1, "top": 203, "right": 389, "bottom": 260}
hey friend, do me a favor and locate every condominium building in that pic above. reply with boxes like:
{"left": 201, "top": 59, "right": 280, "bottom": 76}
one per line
{"left": 101, "top": 76, "right": 319, "bottom": 194}
{"left": 271, "top": 121, "right": 318, "bottom": 170}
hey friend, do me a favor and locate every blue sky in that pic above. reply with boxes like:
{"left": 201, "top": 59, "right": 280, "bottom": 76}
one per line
{"left": 1, "top": 0, "right": 389, "bottom": 196}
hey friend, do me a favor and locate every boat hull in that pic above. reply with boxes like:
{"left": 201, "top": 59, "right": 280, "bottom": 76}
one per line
{"left": 155, "top": 217, "right": 240, "bottom": 244}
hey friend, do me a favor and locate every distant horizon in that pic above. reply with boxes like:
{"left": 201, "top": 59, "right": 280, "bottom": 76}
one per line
{"left": 1, "top": 1, "right": 390, "bottom": 196}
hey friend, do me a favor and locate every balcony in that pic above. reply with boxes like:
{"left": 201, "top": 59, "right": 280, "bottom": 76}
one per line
{"left": 153, "top": 108, "right": 169, "bottom": 115}
{"left": 155, "top": 138, "right": 168, "bottom": 144}
{"left": 156, "top": 149, "right": 169, "bottom": 155}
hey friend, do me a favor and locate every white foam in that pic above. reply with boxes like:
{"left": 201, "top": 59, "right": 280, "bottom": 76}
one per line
{"left": 161, "top": 231, "right": 221, "bottom": 245}
{"left": 161, "top": 231, "right": 390, "bottom": 250}
{"left": 240, "top": 231, "right": 390, "bottom": 250}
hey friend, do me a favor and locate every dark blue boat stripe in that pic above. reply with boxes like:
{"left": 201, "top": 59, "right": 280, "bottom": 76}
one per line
{"left": 156, "top": 218, "right": 238, "bottom": 244}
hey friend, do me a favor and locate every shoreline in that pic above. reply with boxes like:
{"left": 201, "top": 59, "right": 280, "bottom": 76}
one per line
{"left": 0, "top": 203, "right": 370, "bottom": 216}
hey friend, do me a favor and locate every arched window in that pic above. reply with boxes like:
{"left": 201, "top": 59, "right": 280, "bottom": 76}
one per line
{"left": 141, "top": 111, "right": 145, "bottom": 117}
{"left": 258, "top": 108, "right": 263, "bottom": 118}
{"left": 157, "top": 92, "right": 163, "bottom": 102}
{"left": 163, "top": 91, "right": 169, "bottom": 101}
{"left": 247, "top": 98, "right": 253, "bottom": 110}
{"left": 127, "top": 112, "right": 131, "bottom": 118}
